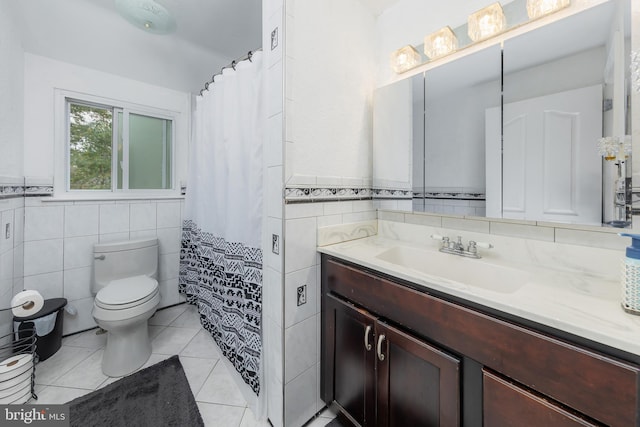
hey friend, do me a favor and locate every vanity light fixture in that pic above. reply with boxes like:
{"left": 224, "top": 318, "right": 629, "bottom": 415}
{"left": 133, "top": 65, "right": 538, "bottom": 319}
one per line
{"left": 391, "top": 45, "right": 421, "bottom": 73}
{"left": 467, "top": 2, "right": 506, "bottom": 42}
{"left": 526, "top": 0, "right": 570, "bottom": 20}
{"left": 424, "top": 26, "right": 458, "bottom": 60}
{"left": 114, "top": 0, "right": 176, "bottom": 35}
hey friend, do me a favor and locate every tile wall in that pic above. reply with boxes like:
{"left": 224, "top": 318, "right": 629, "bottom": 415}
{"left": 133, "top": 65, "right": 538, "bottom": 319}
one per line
{"left": 262, "top": 0, "right": 285, "bottom": 425}
{"left": 0, "top": 195, "right": 24, "bottom": 337}
{"left": 282, "top": 200, "right": 376, "bottom": 427}
{"left": 22, "top": 198, "right": 185, "bottom": 335}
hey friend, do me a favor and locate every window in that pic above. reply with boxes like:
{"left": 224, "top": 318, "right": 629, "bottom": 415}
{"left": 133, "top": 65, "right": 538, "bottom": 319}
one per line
{"left": 67, "top": 98, "right": 173, "bottom": 193}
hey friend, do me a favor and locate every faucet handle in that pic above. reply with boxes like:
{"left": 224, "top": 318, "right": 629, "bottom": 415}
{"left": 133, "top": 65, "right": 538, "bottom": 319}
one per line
{"left": 430, "top": 234, "right": 445, "bottom": 241}
{"left": 473, "top": 241, "right": 493, "bottom": 249}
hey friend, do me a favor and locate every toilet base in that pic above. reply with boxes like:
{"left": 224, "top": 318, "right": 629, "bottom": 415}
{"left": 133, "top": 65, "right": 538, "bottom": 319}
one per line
{"left": 102, "top": 320, "right": 152, "bottom": 377}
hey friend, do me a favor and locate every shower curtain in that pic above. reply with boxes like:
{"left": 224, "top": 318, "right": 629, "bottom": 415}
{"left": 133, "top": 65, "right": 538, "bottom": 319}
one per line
{"left": 179, "top": 52, "right": 263, "bottom": 396}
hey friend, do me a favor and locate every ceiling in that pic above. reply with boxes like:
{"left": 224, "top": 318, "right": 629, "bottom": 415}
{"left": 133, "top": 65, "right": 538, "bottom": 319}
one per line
{"left": 16, "top": 0, "right": 262, "bottom": 94}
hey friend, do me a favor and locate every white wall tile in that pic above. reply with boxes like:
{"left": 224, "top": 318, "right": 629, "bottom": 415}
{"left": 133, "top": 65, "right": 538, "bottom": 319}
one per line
{"left": 156, "top": 202, "right": 181, "bottom": 229}
{"left": 323, "top": 202, "right": 352, "bottom": 216}
{"left": 14, "top": 207, "right": 23, "bottom": 247}
{"left": 267, "top": 113, "right": 284, "bottom": 168}
{"left": 441, "top": 216, "right": 491, "bottom": 234}
{"left": 99, "top": 232, "right": 130, "bottom": 243}
{"left": 0, "top": 210, "right": 13, "bottom": 254}
{"left": 62, "top": 297, "right": 97, "bottom": 335}
{"left": 24, "top": 206, "right": 64, "bottom": 241}
{"left": 265, "top": 315, "right": 283, "bottom": 385}
{"left": 129, "top": 229, "right": 156, "bottom": 240}
{"left": 268, "top": 166, "right": 284, "bottom": 219}
{"left": 489, "top": 222, "right": 554, "bottom": 242}
{"left": 159, "top": 252, "right": 180, "bottom": 281}
{"left": 555, "top": 228, "right": 626, "bottom": 250}
{"left": 264, "top": 267, "right": 283, "bottom": 326}
{"left": 157, "top": 227, "right": 181, "bottom": 255}
{"left": 316, "top": 214, "right": 342, "bottom": 228}
{"left": 64, "top": 235, "right": 98, "bottom": 270}
{"left": 24, "top": 271, "right": 64, "bottom": 300}
{"left": 284, "top": 217, "right": 317, "bottom": 273}
{"left": 267, "top": 375, "right": 284, "bottom": 427}
{"left": 158, "top": 278, "right": 180, "bottom": 308}
{"left": 24, "top": 239, "right": 63, "bottom": 276}
{"left": 63, "top": 266, "right": 92, "bottom": 301}
{"left": 64, "top": 205, "right": 99, "bottom": 238}
{"left": 267, "top": 60, "right": 284, "bottom": 118}
{"left": 284, "top": 315, "right": 316, "bottom": 383}
{"left": 405, "top": 212, "right": 442, "bottom": 227}
{"left": 284, "top": 364, "right": 317, "bottom": 427}
{"left": 285, "top": 203, "right": 323, "bottom": 219}
{"left": 13, "top": 243, "right": 23, "bottom": 278}
{"left": 267, "top": 217, "right": 283, "bottom": 273}
{"left": 342, "top": 210, "right": 376, "bottom": 223}
{"left": 284, "top": 266, "right": 316, "bottom": 328}
{"left": 99, "top": 204, "right": 129, "bottom": 234}
{"left": 0, "top": 251, "right": 13, "bottom": 296}
{"left": 130, "top": 203, "right": 157, "bottom": 231}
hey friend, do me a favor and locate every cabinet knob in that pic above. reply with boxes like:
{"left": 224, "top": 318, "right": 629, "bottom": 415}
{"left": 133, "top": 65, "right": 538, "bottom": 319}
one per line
{"left": 364, "top": 325, "right": 372, "bottom": 351}
{"left": 377, "top": 334, "right": 386, "bottom": 361}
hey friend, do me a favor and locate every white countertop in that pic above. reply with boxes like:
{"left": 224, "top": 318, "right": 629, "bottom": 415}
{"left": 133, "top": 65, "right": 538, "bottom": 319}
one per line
{"left": 318, "top": 236, "right": 640, "bottom": 358}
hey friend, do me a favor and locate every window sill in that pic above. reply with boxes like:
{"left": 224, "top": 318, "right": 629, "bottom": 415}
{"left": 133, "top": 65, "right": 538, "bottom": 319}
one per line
{"left": 42, "top": 194, "right": 185, "bottom": 203}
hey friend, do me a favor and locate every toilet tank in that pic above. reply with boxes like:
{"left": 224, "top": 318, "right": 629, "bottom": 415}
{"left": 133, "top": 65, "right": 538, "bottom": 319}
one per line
{"left": 92, "top": 238, "right": 159, "bottom": 294}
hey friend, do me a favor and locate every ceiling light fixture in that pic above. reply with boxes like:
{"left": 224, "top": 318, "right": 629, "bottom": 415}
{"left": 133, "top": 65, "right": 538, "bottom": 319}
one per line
{"left": 114, "top": 0, "right": 176, "bottom": 35}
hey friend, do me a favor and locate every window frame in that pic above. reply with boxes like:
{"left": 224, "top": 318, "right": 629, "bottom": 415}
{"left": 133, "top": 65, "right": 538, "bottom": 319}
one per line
{"left": 55, "top": 90, "right": 180, "bottom": 199}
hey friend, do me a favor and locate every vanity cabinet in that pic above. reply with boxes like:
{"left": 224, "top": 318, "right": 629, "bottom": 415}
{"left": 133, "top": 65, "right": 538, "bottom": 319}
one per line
{"left": 326, "top": 293, "right": 460, "bottom": 426}
{"left": 321, "top": 255, "right": 640, "bottom": 427}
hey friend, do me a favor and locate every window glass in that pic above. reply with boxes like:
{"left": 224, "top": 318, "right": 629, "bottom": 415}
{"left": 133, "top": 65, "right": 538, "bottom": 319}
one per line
{"left": 67, "top": 99, "right": 173, "bottom": 193}
{"left": 128, "top": 113, "right": 172, "bottom": 190}
{"left": 68, "top": 103, "right": 113, "bottom": 190}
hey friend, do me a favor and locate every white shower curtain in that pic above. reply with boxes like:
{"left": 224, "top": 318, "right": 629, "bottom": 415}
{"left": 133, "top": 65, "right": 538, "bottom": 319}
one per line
{"left": 179, "top": 52, "right": 264, "bottom": 406}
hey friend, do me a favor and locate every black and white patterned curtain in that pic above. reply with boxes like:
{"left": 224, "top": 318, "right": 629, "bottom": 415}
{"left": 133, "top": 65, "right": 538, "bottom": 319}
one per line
{"left": 178, "top": 52, "right": 264, "bottom": 396}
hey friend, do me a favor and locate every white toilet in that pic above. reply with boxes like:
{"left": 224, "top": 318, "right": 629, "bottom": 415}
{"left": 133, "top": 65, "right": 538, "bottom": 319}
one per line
{"left": 91, "top": 238, "right": 161, "bottom": 377}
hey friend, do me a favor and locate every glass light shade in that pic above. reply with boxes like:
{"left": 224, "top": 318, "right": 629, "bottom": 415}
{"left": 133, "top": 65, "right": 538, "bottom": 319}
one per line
{"left": 526, "top": 0, "right": 570, "bottom": 19}
{"left": 424, "top": 26, "right": 458, "bottom": 60}
{"left": 390, "top": 45, "right": 421, "bottom": 73}
{"left": 467, "top": 3, "right": 506, "bottom": 42}
{"left": 114, "top": 0, "right": 176, "bottom": 35}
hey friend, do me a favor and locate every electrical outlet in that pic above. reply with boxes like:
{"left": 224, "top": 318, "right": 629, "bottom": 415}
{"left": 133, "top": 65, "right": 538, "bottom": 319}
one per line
{"left": 297, "top": 285, "right": 307, "bottom": 306}
{"left": 272, "top": 234, "right": 280, "bottom": 255}
{"left": 4, "top": 224, "right": 9, "bottom": 239}
{"left": 271, "top": 27, "right": 278, "bottom": 50}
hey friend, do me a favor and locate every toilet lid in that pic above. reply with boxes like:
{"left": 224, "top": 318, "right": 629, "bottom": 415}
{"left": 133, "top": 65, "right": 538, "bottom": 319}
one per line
{"left": 95, "top": 275, "right": 158, "bottom": 309}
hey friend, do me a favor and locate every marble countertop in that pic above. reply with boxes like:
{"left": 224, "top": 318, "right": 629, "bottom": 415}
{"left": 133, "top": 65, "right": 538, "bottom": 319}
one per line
{"left": 318, "top": 236, "right": 640, "bottom": 358}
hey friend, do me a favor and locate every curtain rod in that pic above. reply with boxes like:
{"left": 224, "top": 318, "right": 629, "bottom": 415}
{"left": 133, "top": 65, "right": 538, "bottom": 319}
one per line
{"left": 198, "top": 48, "right": 263, "bottom": 96}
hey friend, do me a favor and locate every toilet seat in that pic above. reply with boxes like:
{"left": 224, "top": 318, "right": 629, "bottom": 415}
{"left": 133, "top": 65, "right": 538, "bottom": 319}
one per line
{"left": 95, "top": 275, "right": 159, "bottom": 310}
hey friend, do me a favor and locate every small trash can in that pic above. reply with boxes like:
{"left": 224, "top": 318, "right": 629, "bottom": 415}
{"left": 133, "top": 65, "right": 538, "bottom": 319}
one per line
{"left": 13, "top": 298, "right": 67, "bottom": 362}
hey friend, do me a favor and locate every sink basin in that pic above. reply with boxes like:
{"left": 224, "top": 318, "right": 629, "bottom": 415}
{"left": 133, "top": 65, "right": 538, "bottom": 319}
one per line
{"left": 375, "top": 246, "right": 529, "bottom": 294}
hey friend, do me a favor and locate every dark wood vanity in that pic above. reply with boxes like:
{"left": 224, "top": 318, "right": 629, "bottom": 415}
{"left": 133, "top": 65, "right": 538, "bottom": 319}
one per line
{"left": 320, "top": 255, "right": 640, "bottom": 427}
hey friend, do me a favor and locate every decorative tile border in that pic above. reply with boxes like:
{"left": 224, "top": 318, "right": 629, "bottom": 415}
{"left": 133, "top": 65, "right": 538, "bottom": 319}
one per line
{"left": 0, "top": 185, "right": 25, "bottom": 199}
{"left": 416, "top": 191, "right": 486, "bottom": 201}
{"left": 24, "top": 185, "right": 53, "bottom": 197}
{"left": 285, "top": 187, "right": 373, "bottom": 203}
{"left": 372, "top": 188, "right": 412, "bottom": 199}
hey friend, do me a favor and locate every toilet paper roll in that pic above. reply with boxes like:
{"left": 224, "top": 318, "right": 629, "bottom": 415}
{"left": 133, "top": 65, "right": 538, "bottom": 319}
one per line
{"left": 0, "top": 354, "right": 33, "bottom": 379}
{"left": 11, "top": 290, "right": 44, "bottom": 317}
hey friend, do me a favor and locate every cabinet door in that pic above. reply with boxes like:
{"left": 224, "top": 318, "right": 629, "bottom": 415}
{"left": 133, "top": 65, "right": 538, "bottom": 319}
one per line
{"left": 326, "top": 294, "right": 377, "bottom": 426}
{"left": 376, "top": 321, "right": 460, "bottom": 427}
{"left": 483, "top": 370, "right": 599, "bottom": 427}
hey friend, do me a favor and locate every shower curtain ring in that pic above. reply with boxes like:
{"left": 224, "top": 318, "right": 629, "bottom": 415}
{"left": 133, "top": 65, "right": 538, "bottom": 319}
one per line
{"left": 204, "top": 82, "right": 210, "bottom": 91}
{"left": 248, "top": 51, "right": 253, "bottom": 62}
{"left": 231, "top": 60, "right": 237, "bottom": 70}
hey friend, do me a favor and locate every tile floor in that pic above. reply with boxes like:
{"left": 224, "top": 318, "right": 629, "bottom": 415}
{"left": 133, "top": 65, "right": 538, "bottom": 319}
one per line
{"left": 31, "top": 303, "right": 337, "bottom": 427}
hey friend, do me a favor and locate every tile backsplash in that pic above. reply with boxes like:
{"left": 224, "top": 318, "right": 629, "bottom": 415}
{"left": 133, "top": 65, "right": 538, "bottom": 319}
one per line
{"left": 21, "top": 197, "right": 185, "bottom": 335}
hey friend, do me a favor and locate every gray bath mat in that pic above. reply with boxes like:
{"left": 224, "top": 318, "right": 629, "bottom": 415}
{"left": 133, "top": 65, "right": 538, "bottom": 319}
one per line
{"left": 67, "top": 355, "right": 203, "bottom": 427}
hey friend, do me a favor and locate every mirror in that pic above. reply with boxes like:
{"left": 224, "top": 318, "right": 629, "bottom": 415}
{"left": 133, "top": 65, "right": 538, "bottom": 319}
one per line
{"left": 498, "top": 0, "right": 631, "bottom": 226}
{"left": 373, "top": 0, "right": 632, "bottom": 227}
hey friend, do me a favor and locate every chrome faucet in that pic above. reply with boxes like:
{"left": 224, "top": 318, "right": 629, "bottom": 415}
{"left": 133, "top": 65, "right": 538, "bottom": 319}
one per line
{"left": 431, "top": 234, "right": 493, "bottom": 259}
